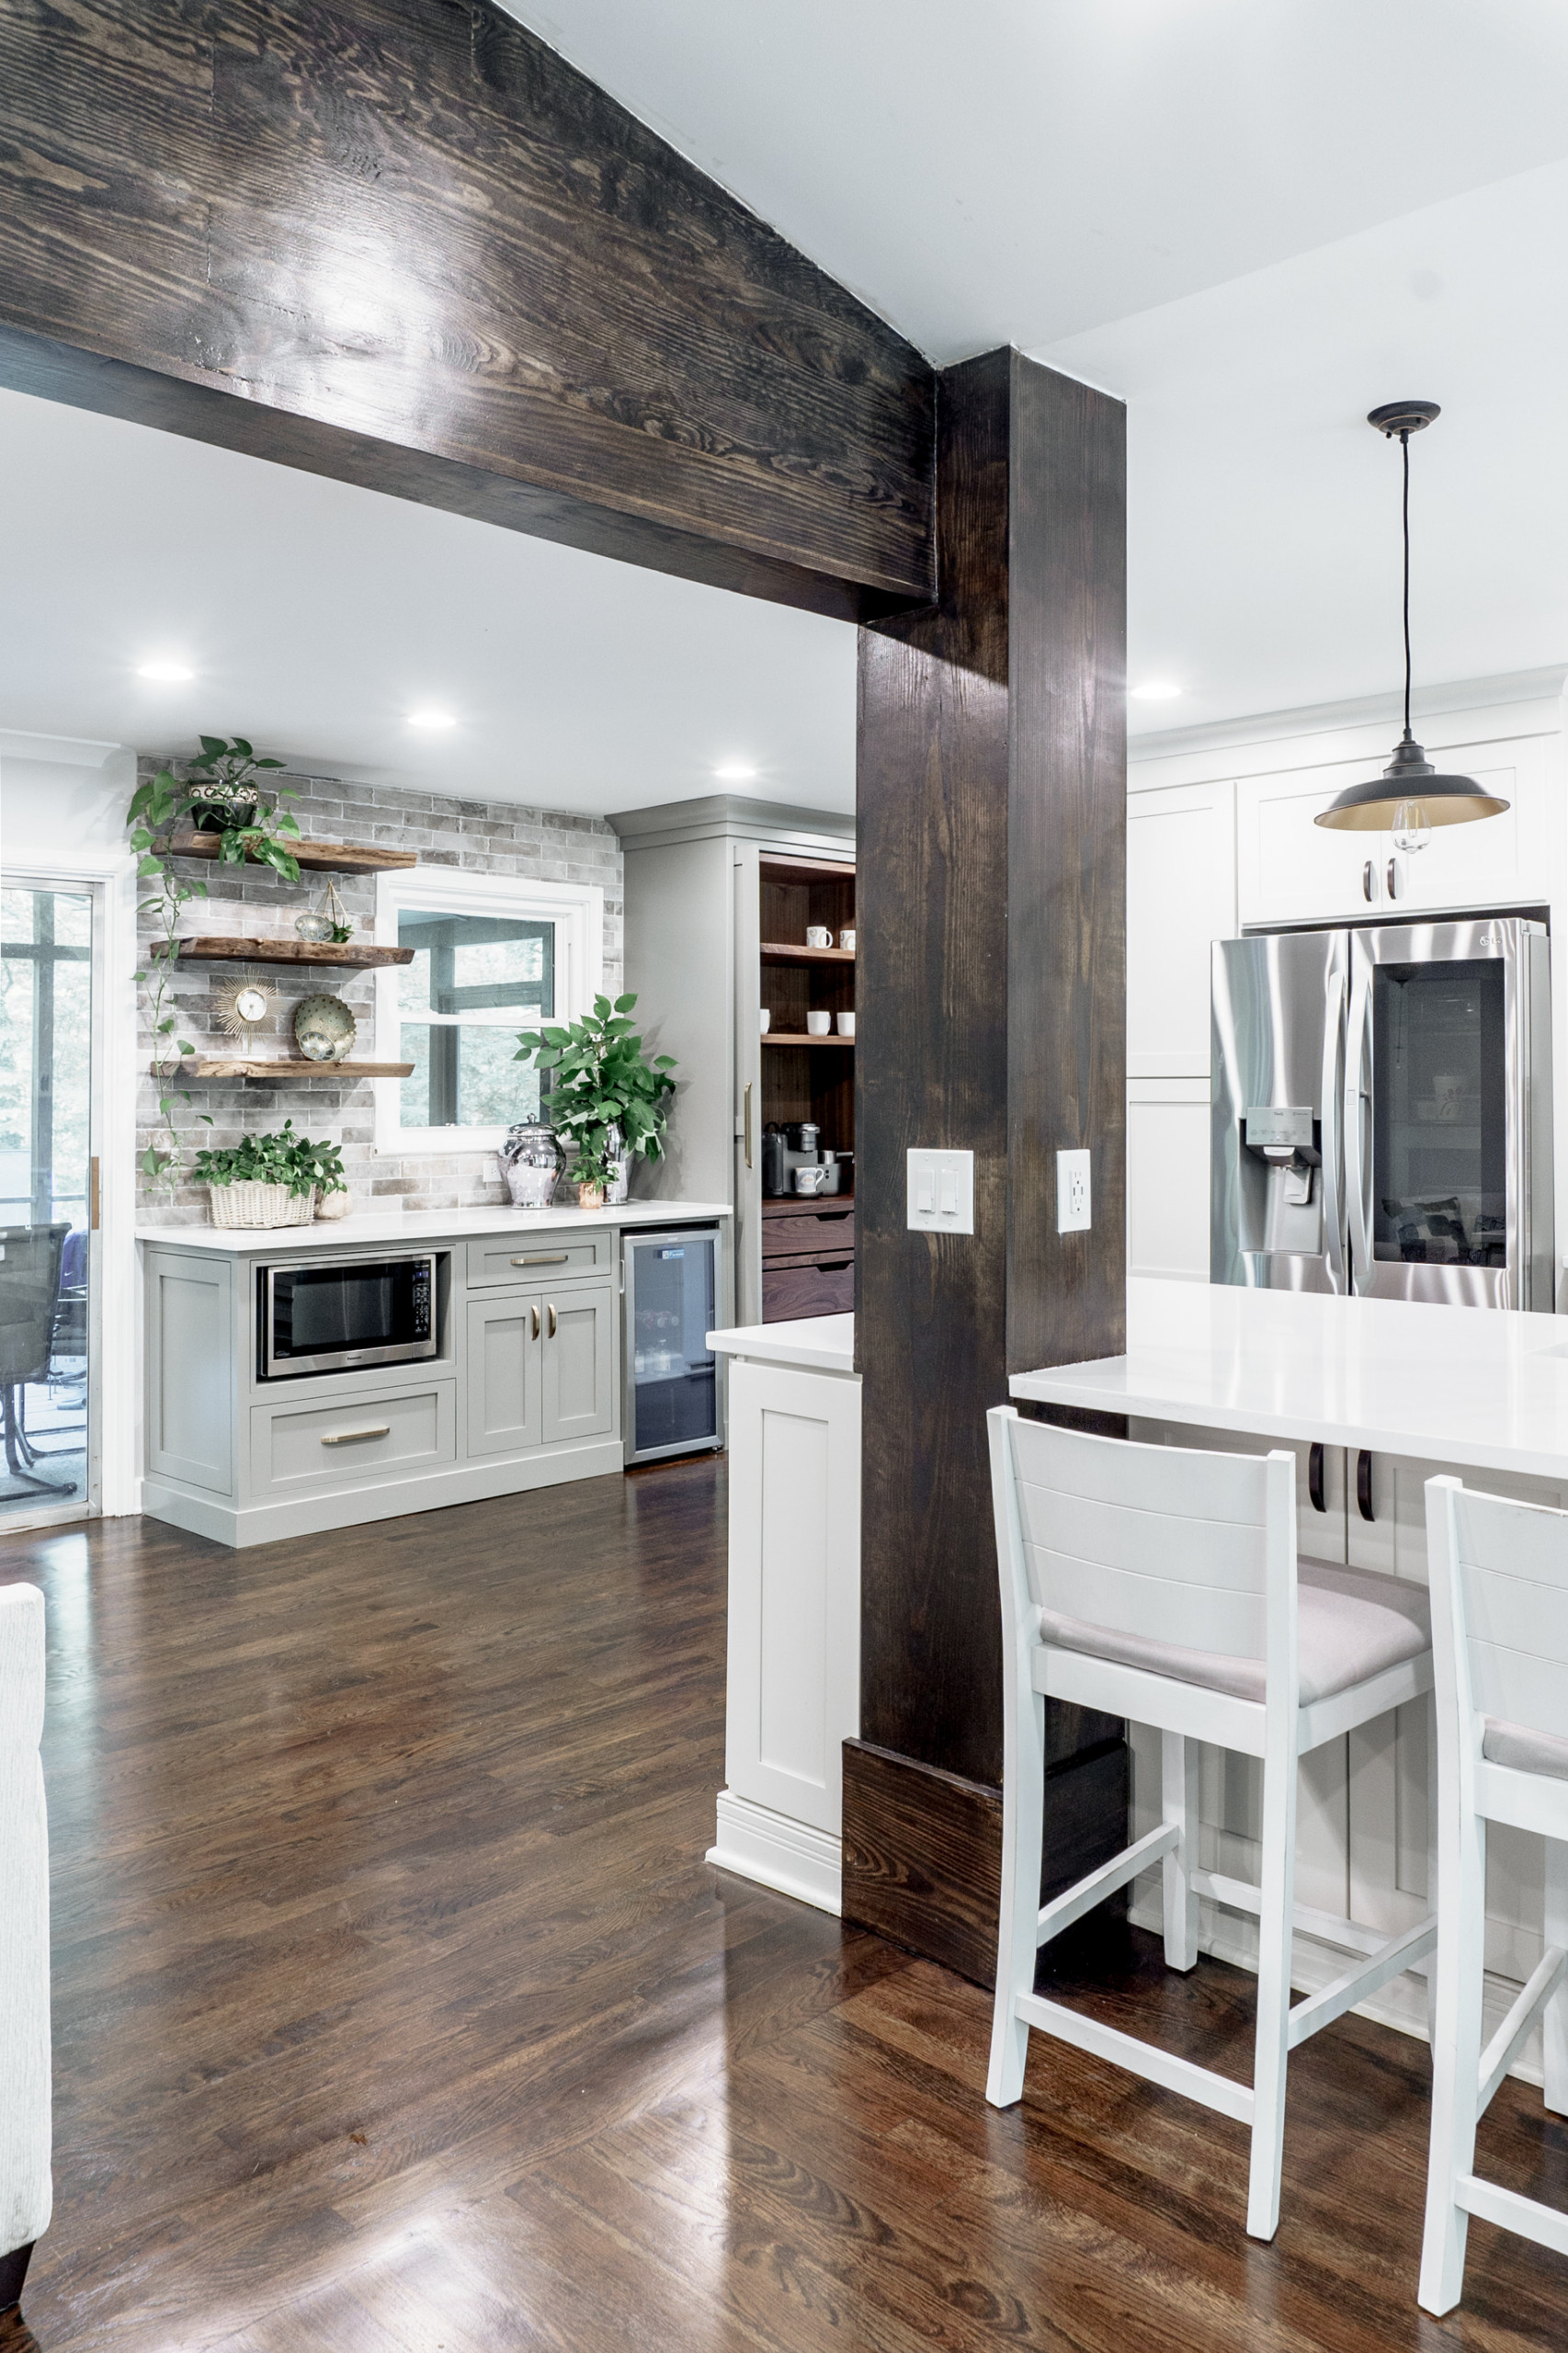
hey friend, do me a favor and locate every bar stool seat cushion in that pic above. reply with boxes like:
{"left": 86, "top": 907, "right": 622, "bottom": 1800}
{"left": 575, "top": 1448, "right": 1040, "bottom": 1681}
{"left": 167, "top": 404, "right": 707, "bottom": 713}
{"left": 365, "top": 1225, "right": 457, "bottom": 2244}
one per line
{"left": 1482, "top": 1717, "right": 1568, "bottom": 1779}
{"left": 1040, "top": 1557, "right": 1430, "bottom": 1706}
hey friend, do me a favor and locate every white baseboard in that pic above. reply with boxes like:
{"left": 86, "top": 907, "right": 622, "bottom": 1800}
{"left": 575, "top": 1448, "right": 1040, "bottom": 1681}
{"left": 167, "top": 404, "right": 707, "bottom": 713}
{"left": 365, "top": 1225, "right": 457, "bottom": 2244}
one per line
{"left": 1129, "top": 1878, "right": 1545, "bottom": 2089}
{"left": 707, "top": 1790, "right": 842, "bottom": 1915}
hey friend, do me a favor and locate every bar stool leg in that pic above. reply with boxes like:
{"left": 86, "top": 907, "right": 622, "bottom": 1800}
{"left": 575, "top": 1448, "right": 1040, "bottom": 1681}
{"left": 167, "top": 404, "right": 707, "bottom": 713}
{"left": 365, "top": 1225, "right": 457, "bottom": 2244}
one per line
{"left": 1543, "top": 1836, "right": 1568, "bottom": 2120}
{"left": 1246, "top": 1735, "right": 1298, "bottom": 2241}
{"left": 1419, "top": 1812, "right": 1487, "bottom": 2313}
{"left": 987, "top": 1682, "right": 1045, "bottom": 2109}
{"left": 1161, "top": 1732, "right": 1200, "bottom": 1972}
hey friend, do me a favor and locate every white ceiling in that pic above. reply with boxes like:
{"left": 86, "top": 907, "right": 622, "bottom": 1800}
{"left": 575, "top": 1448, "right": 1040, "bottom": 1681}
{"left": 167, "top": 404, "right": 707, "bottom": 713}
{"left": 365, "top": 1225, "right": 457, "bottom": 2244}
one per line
{"left": 511, "top": 0, "right": 1568, "bottom": 733}
{"left": 3, "top": 5, "right": 1567, "bottom": 803}
{"left": 0, "top": 389, "right": 857, "bottom": 816}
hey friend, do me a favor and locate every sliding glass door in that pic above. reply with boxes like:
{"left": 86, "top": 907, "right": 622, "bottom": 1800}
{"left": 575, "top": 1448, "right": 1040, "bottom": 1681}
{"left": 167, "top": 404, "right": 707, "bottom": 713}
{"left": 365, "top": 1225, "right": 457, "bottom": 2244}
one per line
{"left": 0, "top": 885, "right": 95, "bottom": 1525}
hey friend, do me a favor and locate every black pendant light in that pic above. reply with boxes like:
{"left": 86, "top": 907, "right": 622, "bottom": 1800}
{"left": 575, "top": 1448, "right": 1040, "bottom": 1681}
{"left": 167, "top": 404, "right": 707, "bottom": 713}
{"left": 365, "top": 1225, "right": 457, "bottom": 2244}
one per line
{"left": 1313, "top": 400, "right": 1507, "bottom": 848}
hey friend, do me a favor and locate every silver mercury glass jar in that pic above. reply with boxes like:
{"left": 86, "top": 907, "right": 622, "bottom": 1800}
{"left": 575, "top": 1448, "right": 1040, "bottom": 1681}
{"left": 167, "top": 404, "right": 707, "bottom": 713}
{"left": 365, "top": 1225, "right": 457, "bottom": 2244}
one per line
{"left": 499, "top": 1123, "right": 562, "bottom": 1209}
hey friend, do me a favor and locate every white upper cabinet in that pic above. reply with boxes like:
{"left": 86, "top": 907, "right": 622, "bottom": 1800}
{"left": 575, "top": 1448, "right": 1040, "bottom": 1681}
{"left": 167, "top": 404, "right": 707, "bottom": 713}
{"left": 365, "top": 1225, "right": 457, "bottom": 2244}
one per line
{"left": 1127, "top": 779, "right": 1236, "bottom": 1077}
{"left": 1238, "top": 733, "right": 1551, "bottom": 929}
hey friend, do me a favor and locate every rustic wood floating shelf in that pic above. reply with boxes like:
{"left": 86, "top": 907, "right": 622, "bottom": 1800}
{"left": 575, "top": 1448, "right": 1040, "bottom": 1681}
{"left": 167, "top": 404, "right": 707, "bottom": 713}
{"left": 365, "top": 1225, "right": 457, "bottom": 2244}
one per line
{"left": 153, "top": 937, "right": 415, "bottom": 970}
{"left": 170, "top": 836, "right": 418, "bottom": 874}
{"left": 763, "top": 1033, "right": 855, "bottom": 1048}
{"left": 760, "top": 942, "right": 856, "bottom": 964}
{"left": 165, "top": 1058, "right": 415, "bottom": 1080}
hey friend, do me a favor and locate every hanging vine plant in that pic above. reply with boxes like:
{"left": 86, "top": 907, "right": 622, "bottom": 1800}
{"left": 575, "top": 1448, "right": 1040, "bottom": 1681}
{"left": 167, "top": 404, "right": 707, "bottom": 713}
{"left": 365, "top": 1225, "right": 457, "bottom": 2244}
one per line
{"left": 128, "top": 740, "right": 301, "bottom": 1192}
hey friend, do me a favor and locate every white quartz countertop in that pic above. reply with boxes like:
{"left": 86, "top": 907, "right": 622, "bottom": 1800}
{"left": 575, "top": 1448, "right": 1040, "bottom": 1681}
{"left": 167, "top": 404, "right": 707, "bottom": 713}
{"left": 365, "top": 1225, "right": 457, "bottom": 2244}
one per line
{"left": 136, "top": 1199, "right": 731, "bottom": 1255}
{"left": 708, "top": 1313, "right": 857, "bottom": 1374}
{"left": 1010, "top": 1277, "right": 1568, "bottom": 1480}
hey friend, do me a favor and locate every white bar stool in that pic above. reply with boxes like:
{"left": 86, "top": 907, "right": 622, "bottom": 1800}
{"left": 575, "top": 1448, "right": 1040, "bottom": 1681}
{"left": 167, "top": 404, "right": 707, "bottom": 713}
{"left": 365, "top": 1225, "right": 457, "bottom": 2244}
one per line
{"left": 1419, "top": 1475, "right": 1568, "bottom": 2313}
{"left": 985, "top": 1407, "right": 1437, "bottom": 2241}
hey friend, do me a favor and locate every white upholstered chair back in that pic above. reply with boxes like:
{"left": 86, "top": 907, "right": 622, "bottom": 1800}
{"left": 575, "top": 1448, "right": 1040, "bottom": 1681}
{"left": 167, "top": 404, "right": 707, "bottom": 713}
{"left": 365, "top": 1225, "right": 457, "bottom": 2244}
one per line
{"left": 994, "top": 1412, "right": 1299, "bottom": 1698}
{"left": 0, "top": 1581, "right": 50, "bottom": 2276}
{"left": 1427, "top": 1478, "right": 1568, "bottom": 1766}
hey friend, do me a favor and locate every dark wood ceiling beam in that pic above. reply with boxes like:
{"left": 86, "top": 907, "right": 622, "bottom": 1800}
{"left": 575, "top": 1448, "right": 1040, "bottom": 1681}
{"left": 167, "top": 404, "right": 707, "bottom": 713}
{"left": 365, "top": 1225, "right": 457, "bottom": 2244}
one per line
{"left": 0, "top": 0, "right": 935, "bottom": 620}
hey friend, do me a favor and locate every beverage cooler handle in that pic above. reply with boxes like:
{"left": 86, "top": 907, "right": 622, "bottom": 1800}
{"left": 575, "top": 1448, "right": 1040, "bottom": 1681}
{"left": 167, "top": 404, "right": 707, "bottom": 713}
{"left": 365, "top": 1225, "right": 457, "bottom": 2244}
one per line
{"left": 1321, "top": 970, "right": 1347, "bottom": 1293}
{"left": 1344, "top": 957, "right": 1374, "bottom": 1293}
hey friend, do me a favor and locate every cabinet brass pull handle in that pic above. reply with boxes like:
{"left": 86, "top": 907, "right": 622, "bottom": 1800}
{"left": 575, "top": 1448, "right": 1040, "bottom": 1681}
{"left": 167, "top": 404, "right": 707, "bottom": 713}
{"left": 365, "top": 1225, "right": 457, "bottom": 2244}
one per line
{"left": 1308, "top": 1441, "right": 1326, "bottom": 1513}
{"left": 547, "top": 1302, "right": 558, "bottom": 1338}
{"left": 511, "top": 1253, "right": 568, "bottom": 1266}
{"left": 1357, "top": 1448, "right": 1375, "bottom": 1522}
{"left": 531, "top": 1303, "right": 540, "bottom": 1340}
{"left": 321, "top": 1426, "right": 390, "bottom": 1447}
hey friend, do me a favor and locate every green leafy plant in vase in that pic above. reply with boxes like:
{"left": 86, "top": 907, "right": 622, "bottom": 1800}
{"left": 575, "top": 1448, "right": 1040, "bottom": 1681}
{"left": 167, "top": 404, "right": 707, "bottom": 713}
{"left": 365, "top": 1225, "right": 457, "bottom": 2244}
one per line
{"left": 514, "top": 994, "right": 676, "bottom": 1209}
{"left": 128, "top": 737, "right": 301, "bottom": 1193}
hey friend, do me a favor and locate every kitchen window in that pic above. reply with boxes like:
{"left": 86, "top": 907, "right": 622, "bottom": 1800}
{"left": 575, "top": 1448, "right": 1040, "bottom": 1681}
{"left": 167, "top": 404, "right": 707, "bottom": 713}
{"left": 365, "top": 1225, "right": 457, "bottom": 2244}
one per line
{"left": 374, "top": 870, "right": 603, "bottom": 1154}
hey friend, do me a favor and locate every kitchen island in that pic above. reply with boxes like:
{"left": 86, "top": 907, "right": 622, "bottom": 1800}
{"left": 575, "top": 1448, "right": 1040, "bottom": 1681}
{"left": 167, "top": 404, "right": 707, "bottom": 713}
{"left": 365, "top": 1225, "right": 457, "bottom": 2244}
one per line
{"left": 1013, "top": 1277, "right": 1568, "bottom": 2083}
{"left": 137, "top": 1199, "right": 730, "bottom": 1547}
{"left": 706, "top": 1313, "right": 858, "bottom": 1912}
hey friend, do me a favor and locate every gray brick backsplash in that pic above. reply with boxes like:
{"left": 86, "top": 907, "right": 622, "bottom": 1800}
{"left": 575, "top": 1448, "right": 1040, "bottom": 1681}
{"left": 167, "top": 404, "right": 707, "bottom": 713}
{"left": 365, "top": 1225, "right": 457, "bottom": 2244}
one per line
{"left": 136, "top": 762, "right": 622, "bottom": 1225}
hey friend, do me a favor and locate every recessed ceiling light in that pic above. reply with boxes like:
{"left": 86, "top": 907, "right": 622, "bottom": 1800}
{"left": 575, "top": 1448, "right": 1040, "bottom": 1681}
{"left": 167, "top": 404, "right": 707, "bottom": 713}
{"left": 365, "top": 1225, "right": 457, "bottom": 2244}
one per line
{"left": 137, "top": 659, "right": 194, "bottom": 683}
{"left": 714, "top": 762, "right": 758, "bottom": 782}
{"left": 407, "top": 710, "right": 457, "bottom": 730}
{"left": 1130, "top": 681, "right": 1183, "bottom": 702}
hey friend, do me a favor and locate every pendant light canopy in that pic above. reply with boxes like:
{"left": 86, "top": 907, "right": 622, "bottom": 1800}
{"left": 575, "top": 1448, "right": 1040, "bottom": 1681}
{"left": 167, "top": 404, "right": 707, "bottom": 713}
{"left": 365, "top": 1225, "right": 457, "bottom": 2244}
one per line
{"left": 1313, "top": 401, "right": 1507, "bottom": 846}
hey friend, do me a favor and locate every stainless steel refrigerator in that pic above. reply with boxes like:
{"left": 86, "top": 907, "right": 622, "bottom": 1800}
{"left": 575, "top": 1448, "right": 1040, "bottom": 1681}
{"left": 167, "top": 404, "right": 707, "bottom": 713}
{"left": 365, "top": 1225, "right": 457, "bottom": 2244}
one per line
{"left": 1211, "top": 916, "right": 1553, "bottom": 1309}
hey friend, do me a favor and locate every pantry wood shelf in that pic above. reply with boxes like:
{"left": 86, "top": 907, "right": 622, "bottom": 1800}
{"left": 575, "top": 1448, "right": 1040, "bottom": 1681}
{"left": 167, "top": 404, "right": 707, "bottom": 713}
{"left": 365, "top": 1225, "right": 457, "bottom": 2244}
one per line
{"left": 760, "top": 942, "right": 855, "bottom": 963}
{"left": 762, "top": 1032, "right": 855, "bottom": 1048}
{"left": 152, "top": 937, "right": 415, "bottom": 970}
{"left": 162, "top": 1058, "right": 415, "bottom": 1080}
{"left": 170, "top": 835, "right": 418, "bottom": 874}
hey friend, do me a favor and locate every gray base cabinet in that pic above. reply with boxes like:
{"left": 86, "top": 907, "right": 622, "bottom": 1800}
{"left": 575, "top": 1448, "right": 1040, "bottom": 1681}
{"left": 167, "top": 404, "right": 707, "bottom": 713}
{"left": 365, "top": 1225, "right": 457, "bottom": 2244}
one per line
{"left": 142, "top": 1233, "right": 625, "bottom": 1550}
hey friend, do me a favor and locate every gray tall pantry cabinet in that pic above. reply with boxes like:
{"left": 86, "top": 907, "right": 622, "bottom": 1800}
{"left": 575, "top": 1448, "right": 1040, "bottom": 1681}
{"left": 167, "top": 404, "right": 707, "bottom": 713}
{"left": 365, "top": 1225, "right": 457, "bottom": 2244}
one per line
{"left": 608, "top": 797, "right": 857, "bottom": 1329}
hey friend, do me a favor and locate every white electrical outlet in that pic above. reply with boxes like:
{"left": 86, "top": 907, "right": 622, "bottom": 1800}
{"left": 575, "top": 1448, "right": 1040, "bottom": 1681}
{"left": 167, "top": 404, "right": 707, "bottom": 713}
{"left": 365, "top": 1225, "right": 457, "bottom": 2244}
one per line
{"left": 1057, "top": 1148, "right": 1091, "bottom": 1233}
{"left": 906, "top": 1148, "right": 974, "bottom": 1235}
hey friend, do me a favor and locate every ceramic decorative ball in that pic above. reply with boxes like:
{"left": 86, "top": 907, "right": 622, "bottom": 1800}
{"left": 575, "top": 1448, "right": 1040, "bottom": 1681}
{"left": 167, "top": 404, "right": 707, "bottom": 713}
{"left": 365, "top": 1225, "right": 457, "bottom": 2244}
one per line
{"left": 292, "top": 994, "right": 358, "bottom": 1063}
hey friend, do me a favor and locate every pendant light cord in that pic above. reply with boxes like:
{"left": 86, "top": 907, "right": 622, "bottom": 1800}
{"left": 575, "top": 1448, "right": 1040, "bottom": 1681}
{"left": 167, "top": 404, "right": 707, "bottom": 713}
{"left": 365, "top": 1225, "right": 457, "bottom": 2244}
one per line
{"left": 1401, "top": 427, "right": 1413, "bottom": 743}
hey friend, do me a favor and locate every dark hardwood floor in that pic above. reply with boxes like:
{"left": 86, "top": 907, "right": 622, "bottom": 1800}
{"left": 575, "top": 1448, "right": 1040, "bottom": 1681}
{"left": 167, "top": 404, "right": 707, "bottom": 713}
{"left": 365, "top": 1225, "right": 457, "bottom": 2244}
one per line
{"left": 0, "top": 1460, "right": 1564, "bottom": 2349}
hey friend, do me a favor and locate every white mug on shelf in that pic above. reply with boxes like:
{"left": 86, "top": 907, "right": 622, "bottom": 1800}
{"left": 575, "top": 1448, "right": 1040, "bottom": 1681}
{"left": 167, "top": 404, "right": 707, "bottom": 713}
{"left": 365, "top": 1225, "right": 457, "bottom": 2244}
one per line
{"left": 805, "top": 926, "right": 833, "bottom": 949}
{"left": 836, "top": 1011, "right": 856, "bottom": 1037}
{"left": 806, "top": 1010, "right": 831, "bottom": 1035}
{"left": 760, "top": 1008, "right": 771, "bottom": 1033}
{"left": 839, "top": 928, "right": 856, "bottom": 951}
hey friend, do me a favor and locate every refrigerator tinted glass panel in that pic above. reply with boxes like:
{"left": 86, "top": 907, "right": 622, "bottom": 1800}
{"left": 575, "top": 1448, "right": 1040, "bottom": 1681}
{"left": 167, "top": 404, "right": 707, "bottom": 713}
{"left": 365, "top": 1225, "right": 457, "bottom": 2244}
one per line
{"left": 629, "top": 1235, "right": 718, "bottom": 1457}
{"left": 1372, "top": 958, "right": 1506, "bottom": 1267}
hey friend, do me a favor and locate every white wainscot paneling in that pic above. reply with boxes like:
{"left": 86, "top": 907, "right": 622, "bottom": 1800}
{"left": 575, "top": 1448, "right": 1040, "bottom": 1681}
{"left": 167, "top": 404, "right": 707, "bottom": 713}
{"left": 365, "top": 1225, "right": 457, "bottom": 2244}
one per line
{"left": 1127, "top": 780, "right": 1235, "bottom": 1078}
{"left": 711, "top": 1357, "right": 860, "bottom": 1913}
{"left": 1127, "top": 1079, "right": 1210, "bottom": 1283}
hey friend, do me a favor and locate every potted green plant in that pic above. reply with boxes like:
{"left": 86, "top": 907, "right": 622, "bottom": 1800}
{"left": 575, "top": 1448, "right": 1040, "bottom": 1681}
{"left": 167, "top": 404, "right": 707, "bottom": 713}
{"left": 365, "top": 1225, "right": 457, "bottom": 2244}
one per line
{"left": 514, "top": 994, "right": 676, "bottom": 1210}
{"left": 128, "top": 739, "right": 302, "bottom": 1194}
{"left": 191, "top": 1123, "right": 345, "bottom": 1230}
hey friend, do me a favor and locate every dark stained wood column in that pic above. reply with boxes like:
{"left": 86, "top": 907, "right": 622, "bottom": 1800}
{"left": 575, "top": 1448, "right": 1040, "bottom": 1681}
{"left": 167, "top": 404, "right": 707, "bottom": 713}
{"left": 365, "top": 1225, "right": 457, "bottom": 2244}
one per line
{"left": 0, "top": 0, "right": 933, "bottom": 620}
{"left": 847, "top": 347, "right": 1127, "bottom": 1984}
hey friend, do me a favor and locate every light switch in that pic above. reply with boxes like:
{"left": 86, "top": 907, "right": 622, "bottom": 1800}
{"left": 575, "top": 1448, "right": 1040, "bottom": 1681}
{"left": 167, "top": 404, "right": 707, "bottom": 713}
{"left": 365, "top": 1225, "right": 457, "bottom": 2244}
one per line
{"left": 907, "top": 1148, "right": 975, "bottom": 1236}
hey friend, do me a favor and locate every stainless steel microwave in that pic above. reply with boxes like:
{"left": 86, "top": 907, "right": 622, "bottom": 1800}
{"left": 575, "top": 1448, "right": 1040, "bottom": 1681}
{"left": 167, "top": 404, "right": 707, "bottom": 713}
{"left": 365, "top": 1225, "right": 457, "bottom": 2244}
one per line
{"left": 258, "top": 1253, "right": 438, "bottom": 1379}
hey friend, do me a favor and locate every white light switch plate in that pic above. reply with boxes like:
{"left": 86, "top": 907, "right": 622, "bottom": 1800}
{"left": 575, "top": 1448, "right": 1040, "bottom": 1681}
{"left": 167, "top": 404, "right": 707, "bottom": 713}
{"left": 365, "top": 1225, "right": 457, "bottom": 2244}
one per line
{"left": 906, "top": 1148, "right": 974, "bottom": 1235}
{"left": 1057, "top": 1148, "right": 1091, "bottom": 1233}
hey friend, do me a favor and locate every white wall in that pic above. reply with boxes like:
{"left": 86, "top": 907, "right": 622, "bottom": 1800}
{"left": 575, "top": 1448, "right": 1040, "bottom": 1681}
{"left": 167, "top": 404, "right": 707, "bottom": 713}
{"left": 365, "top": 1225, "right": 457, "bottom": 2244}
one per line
{"left": 1126, "top": 667, "right": 1568, "bottom": 1288}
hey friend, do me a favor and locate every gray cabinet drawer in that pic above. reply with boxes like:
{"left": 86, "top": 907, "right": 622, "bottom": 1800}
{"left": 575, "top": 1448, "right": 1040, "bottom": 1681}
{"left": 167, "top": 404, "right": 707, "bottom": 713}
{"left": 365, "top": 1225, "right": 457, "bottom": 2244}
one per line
{"left": 466, "top": 1232, "right": 613, "bottom": 1289}
{"left": 251, "top": 1381, "right": 456, "bottom": 1495}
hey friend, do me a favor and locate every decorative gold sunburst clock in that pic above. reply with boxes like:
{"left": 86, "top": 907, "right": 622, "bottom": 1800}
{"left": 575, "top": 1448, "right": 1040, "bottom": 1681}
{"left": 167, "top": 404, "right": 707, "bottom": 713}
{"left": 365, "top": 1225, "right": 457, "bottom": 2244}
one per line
{"left": 214, "top": 973, "right": 277, "bottom": 1041}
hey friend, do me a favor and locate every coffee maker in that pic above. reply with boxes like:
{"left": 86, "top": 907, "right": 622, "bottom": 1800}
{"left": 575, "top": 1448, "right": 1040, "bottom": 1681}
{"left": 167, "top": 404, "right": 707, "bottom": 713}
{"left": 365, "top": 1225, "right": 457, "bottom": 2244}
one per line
{"left": 761, "top": 1122, "right": 823, "bottom": 1198}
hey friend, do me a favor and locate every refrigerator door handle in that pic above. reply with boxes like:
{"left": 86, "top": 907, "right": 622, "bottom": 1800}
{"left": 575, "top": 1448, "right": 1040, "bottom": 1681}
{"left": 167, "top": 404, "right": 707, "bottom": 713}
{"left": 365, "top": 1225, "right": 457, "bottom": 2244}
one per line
{"left": 1321, "top": 968, "right": 1347, "bottom": 1292}
{"left": 1344, "top": 953, "right": 1374, "bottom": 1292}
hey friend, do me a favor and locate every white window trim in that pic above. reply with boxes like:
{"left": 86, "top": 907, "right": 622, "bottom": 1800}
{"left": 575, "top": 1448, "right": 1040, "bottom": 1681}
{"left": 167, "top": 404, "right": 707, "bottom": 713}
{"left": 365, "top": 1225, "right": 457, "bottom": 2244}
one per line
{"left": 373, "top": 867, "right": 603, "bottom": 1156}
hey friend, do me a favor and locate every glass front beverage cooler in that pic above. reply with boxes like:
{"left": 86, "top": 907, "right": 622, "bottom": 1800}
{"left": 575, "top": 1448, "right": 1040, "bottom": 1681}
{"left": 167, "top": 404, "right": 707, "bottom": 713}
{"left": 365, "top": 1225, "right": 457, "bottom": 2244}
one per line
{"left": 622, "top": 1227, "right": 724, "bottom": 1465}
